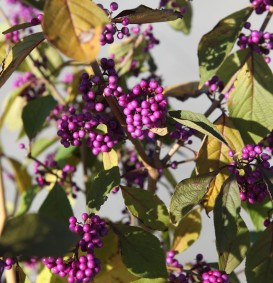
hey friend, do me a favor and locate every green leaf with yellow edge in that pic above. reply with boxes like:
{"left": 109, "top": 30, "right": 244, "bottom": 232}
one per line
{"left": 170, "top": 172, "right": 215, "bottom": 224}
{"left": 171, "top": 208, "right": 201, "bottom": 253}
{"left": 16, "top": 266, "right": 31, "bottom": 283}
{"left": 113, "top": 224, "right": 168, "bottom": 278}
{"left": 169, "top": 110, "right": 228, "bottom": 146}
{"left": 0, "top": 83, "right": 29, "bottom": 129}
{"left": 196, "top": 114, "right": 244, "bottom": 212}
{"left": 7, "top": 157, "right": 31, "bottom": 194}
{"left": 43, "top": 0, "right": 109, "bottom": 63}
{"left": 214, "top": 176, "right": 250, "bottom": 273}
{"left": 113, "top": 5, "right": 183, "bottom": 24}
{"left": 164, "top": 81, "right": 199, "bottom": 101}
{"left": 167, "top": 0, "right": 192, "bottom": 35}
{"left": 228, "top": 52, "right": 273, "bottom": 144}
{"left": 245, "top": 222, "right": 273, "bottom": 283}
{"left": 198, "top": 7, "right": 253, "bottom": 87}
{"left": 0, "top": 32, "right": 45, "bottom": 88}
{"left": 121, "top": 186, "right": 169, "bottom": 231}
{"left": 103, "top": 149, "right": 118, "bottom": 170}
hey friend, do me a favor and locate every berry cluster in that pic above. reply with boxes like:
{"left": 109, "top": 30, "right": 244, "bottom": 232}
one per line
{"left": 0, "top": 257, "right": 15, "bottom": 271}
{"left": 13, "top": 72, "right": 45, "bottom": 102}
{"left": 98, "top": 2, "right": 131, "bottom": 45}
{"left": 166, "top": 252, "right": 230, "bottom": 283}
{"left": 118, "top": 79, "right": 168, "bottom": 139}
{"left": 205, "top": 76, "right": 224, "bottom": 94}
{"left": 237, "top": 22, "right": 273, "bottom": 63}
{"left": 229, "top": 144, "right": 272, "bottom": 204}
{"left": 250, "top": 0, "right": 273, "bottom": 14}
{"left": 34, "top": 154, "right": 81, "bottom": 198}
{"left": 42, "top": 213, "right": 107, "bottom": 283}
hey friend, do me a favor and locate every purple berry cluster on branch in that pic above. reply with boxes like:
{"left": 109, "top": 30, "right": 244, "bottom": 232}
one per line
{"left": 237, "top": 22, "right": 273, "bottom": 63}
{"left": 229, "top": 144, "right": 272, "bottom": 204}
{"left": 118, "top": 79, "right": 168, "bottom": 140}
{"left": 250, "top": 0, "right": 273, "bottom": 14}
{"left": 42, "top": 213, "right": 107, "bottom": 283}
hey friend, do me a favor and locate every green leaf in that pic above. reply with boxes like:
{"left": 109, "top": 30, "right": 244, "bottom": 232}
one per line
{"left": 132, "top": 279, "right": 168, "bottom": 283}
{"left": 0, "top": 32, "right": 45, "bottom": 88}
{"left": 214, "top": 176, "right": 250, "bottom": 273}
{"left": 7, "top": 157, "right": 32, "bottom": 194}
{"left": 31, "top": 137, "right": 58, "bottom": 158}
{"left": 86, "top": 166, "right": 120, "bottom": 212}
{"left": 16, "top": 185, "right": 41, "bottom": 216}
{"left": 244, "top": 199, "right": 273, "bottom": 231}
{"left": 2, "top": 23, "right": 34, "bottom": 35}
{"left": 39, "top": 184, "right": 73, "bottom": 223}
{"left": 198, "top": 7, "right": 252, "bottom": 86}
{"left": 55, "top": 146, "right": 77, "bottom": 162}
{"left": 245, "top": 223, "right": 273, "bottom": 283}
{"left": 0, "top": 213, "right": 79, "bottom": 259}
{"left": 22, "top": 95, "right": 57, "bottom": 139}
{"left": 95, "top": 124, "right": 108, "bottom": 134}
{"left": 21, "top": 0, "right": 45, "bottom": 10}
{"left": 172, "top": 208, "right": 201, "bottom": 253}
{"left": 113, "top": 5, "right": 183, "bottom": 24}
{"left": 102, "top": 148, "right": 118, "bottom": 170}
{"left": 43, "top": 0, "right": 109, "bottom": 63}
{"left": 169, "top": 110, "right": 228, "bottom": 146}
{"left": 228, "top": 52, "right": 273, "bottom": 144}
{"left": 170, "top": 172, "right": 215, "bottom": 223}
{"left": 37, "top": 267, "right": 68, "bottom": 283}
{"left": 121, "top": 186, "right": 169, "bottom": 231}
{"left": 163, "top": 168, "right": 177, "bottom": 189}
{"left": 113, "top": 224, "right": 168, "bottom": 278}
{"left": 167, "top": 0, "right": 192, "bottom": 35}
{"left": 261, "top": 169, "right": 273, "bottom": 201}
{"left": 216, "top": 49, "right": 250, "bottom": 85}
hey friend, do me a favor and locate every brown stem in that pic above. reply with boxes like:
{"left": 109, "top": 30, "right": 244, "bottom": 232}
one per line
{"left": 162, "top": 142, "right": 181, "bottom": 165}
{"left": 260, "top": 11, "right": 273, "bottom": 32}
{"left": 0, "top": 159, "right": 7, "bottom": 235}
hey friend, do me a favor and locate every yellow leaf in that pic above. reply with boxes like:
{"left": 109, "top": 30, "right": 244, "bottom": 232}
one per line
{"left": 195, "top": 114, "right": 244, "bottom": 212}
{"left": 171, "top": 208, "right": 202, "bottom": 253}
{"left": 103, "top": 149, "right": 118, "bottom": 170}
{"left": 43, "top": 0, "right": 110, "bottom": 62}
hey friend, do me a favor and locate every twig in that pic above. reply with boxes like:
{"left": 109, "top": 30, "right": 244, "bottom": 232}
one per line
{"left": 162, "top": 142, "right": 181, "bottom": 164}
{"left": 28, "top": 54, "right": 66, "bottom": 105}
{"left": 0, "top": 158, "right": 7, "bottom": 235}
{"left": 260, "top": 11, "right": 273, "bottom": 32}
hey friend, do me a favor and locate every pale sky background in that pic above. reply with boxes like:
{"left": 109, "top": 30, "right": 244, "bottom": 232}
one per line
{"left": 0, "top": 0, "right": 271, "bottom": 282}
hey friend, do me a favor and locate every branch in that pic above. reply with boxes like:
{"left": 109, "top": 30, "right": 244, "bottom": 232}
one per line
{"left": 0, "top": 158, "right": 7, "bottom": 235}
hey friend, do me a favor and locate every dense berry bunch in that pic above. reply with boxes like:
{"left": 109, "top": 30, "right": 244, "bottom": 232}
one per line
{"left": 0, "top": 258, "right": 15, "bottom": 271}
{"left": 13, "top": 72, "right": 45, "bottom": 102}
{"left": 201, "top": 270, "right": 230, "bottom": 283}
{"left": 57, "top": 111, "right": 124, "bottom": 155}
{"left": 118, "top": 79, "right": 168, "bottom": 139}
{"left": 34, "top": 154, "right": 81, "bottom": 198}
{"left": 121, "top": 148, "right": 148, "bottom": 188}
{"left": 42, "top": 213, "right": 107, "bottom": 283}
{"left": 250, "top": 0, "right": 270, "bottom": 14}
{"left": 166, "top": 250, "right": 186, "bottom": 283}
{"left": 237, "top": 23, "right": 273, "bottom": 63}
{"left": 229, "top": 144, "right": 272, "bottom": 203}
